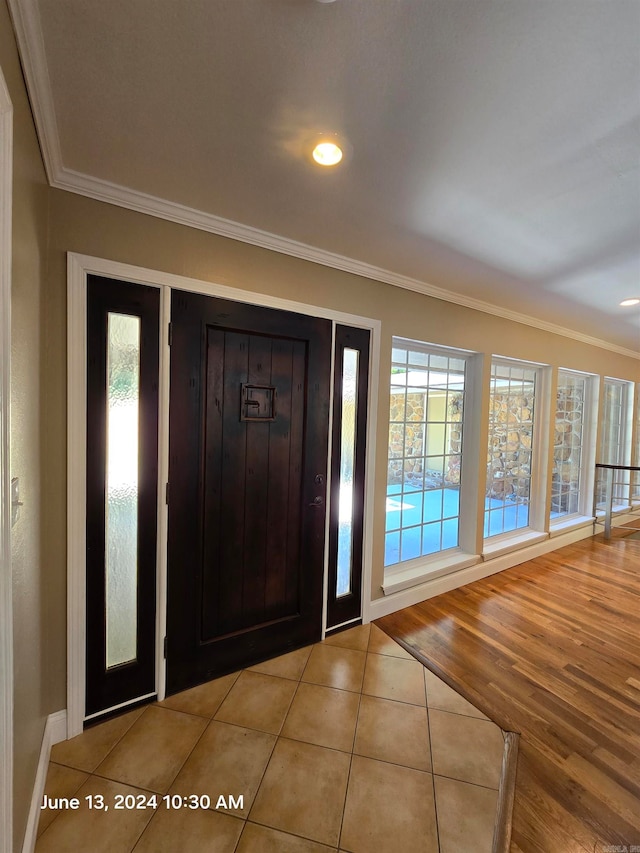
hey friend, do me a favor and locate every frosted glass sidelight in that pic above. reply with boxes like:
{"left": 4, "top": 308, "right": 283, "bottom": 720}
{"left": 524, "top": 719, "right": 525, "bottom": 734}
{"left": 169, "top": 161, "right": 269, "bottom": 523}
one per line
{"left": 105, "top": 313, "right": 140, "bottom": 669}
{"left": 336, "top": 349, "right": 359, "bottom": 597}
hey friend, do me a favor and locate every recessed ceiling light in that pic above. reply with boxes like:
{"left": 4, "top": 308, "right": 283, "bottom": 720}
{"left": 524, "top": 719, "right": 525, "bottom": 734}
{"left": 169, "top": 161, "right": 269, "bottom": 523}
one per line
{"left": 312, "top": 141, "right": 343, "bottom": 167}
{"left": 619, "top": 298, "right": 640, "bottom": 306}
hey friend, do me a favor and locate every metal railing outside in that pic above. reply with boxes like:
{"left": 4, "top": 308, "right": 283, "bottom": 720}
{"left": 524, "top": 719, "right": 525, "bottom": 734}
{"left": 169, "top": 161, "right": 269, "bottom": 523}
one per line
{"left": 593, "top": 463, "right": 640, "bottom": 539}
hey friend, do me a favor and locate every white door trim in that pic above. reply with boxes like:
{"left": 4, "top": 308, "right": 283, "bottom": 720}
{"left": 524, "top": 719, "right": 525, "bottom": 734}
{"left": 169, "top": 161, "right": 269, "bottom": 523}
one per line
{"left": 67, "top": 252, "right": 379, "bottom": 736}
{"left": 66, "top": 255, "right": 87, "bottom": 737}
{"left": 0, "top": 65, "right": 13, "bottom": 853}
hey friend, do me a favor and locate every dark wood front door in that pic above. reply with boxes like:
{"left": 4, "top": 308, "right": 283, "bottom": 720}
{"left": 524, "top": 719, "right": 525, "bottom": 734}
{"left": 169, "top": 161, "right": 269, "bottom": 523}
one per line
{"left": 166, "top": 290, "right": 331, "bottom": 695}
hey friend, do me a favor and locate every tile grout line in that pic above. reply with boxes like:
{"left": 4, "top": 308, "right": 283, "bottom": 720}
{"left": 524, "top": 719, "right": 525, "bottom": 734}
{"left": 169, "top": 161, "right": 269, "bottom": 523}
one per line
{"left": 424, "top": 665, "right": 442, "bottom": 853}
{"left": 38, "top": 705, "right": 156, "bottom": 850}
{"left": 335, "top": 628, "right": 370, "bottom": 852}
{"left": 52, "top": 703, "right": 146, "bottom": 775}
{"left": 194, "top": 669, "right": 303, "bottom": 853}
{"left": 157, "top": 672, "right": 238, "bottom": 787}
{"left": 231, "top": 816, "right": 249, "bottom": 853}
{"left": 236, "top": 659, "right": 305, "bottom": 838}
{"left": 109, "top": 721, "right": 245, "bottom": 853}
{"left": 241, "top": 819, "right": 342, "bottom": 851}
{"left": 34, "top": 765, "right": 92, "bottom": 844}
{"left": 431, "top": 771, "right": 502, "bottom": 794}
{"left": 426, "top": 706, "right": 491, "bottom": 721}
{"left": 120, "top": 785, "right": 156, "bottom": 853}
{"left": 336, "top": 738, "right": 356, "bottom": 852}
{"left": 125, "top": 671, "right": 243, "bottom": 853}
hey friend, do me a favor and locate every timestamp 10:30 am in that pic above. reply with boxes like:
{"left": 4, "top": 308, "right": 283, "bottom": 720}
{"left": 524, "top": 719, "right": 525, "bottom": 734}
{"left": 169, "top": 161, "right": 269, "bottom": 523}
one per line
{"left": 41, "top": 793, "right": 244, "bottom": 812}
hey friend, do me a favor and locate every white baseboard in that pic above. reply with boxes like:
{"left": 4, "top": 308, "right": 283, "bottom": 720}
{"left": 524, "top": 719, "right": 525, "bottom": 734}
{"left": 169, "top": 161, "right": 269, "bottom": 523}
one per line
{"left": 21, "top": 710, "right": 67, "bottom": 853}
{"left": 369, "top": 523, "right": 595, "bottom": 620}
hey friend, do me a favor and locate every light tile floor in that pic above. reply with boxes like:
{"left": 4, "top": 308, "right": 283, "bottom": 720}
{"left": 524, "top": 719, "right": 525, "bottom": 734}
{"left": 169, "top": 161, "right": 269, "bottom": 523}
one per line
{"left": 37, "top": 624, "right": 505, "bottom": 853}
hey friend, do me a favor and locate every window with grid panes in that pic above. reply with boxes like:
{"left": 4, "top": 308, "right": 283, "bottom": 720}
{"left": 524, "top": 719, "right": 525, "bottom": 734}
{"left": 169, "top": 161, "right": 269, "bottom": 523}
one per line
{"left": 599, "top": 378, "right": 633, "bottom": 505}
{"left": 385, "top": 341, "right": 466, "bottom": 567}
{"left": 634, "top": 386, "right": 640, "bottom": 500}
{"left": 551, "top": 371, "right": 587, "bottom": 519}
{"left": 600, "top": 379, "right": 630, "bottom": 466}
{"left": 484, "top": 360, "right": 537, "bottom": 538}
{"left": 596, "top": 377, "right": 634, "bottom": 508}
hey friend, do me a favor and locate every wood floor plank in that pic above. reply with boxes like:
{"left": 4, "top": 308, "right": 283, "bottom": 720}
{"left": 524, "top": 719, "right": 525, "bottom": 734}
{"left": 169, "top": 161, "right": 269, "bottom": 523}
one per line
{"left": 376, "top": 533, "right": 640, "bottom": 852}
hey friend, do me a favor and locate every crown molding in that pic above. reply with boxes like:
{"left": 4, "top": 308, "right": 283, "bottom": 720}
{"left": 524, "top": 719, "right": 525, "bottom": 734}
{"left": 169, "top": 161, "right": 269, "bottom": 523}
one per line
{"left": 53, "top": 168, "right": 640, "bottom": 360}
{"left": 9, "top": 0, "right": 640, "bottom": 361}
{"left": 7, "top": 0, "right": 62, "bottom": 182}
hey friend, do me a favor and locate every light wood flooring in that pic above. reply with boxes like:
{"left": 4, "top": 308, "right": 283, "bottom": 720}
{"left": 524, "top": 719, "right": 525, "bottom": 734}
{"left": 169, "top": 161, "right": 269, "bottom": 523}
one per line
{"left": 376, "top": 530, "right": 640, "bottom": 852}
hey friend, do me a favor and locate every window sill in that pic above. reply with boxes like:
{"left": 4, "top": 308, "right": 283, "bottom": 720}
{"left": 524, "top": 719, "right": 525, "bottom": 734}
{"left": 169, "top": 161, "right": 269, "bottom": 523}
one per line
{"left": 594, "top": 503, "right": 633, "bottom": 517}
{"left": 482, "top": 528, "right": 548, "bottom": 560}
{"left": 549, "top": 515, "right": 595, "bottom": 537}
{"left": 382, "top": 549, "right": 481, "bottom": 596}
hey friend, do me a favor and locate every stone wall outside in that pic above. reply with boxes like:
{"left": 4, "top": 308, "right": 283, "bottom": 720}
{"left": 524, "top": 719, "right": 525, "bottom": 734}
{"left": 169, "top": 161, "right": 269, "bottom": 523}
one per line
{"left": 551, "top": 384, "right": 584, "bottom": 512}
{"left": 388, "top": 392, "right": 425, "bottom": 485}
{"left": 389, "top": 389, "right": 541, "bottom": 502}
{"left": 388, "top": 391, "right": 463, "bottom": 488}
{"left": 486, "top": 392, "right": 534, "bottom": 500}
{"left": 446, "top": 393, "right": 463, "bottom": 485}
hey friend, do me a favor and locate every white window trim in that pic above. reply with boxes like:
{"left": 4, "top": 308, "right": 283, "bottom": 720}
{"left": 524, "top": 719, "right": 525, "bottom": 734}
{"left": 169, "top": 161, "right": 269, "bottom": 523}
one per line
{"left": 549, "top": 369, "right": 599, "bottom": 532}
{"left": 0, "top": 65, "right": 12, "bottom": 853}
{"left": 548, "top": 514, "right": 595, "bottom": 538}
{"left": 67, "top": 252, "right": 381, "bottom": 737}
{"left": 482, "top": 528, "right": 548, "bottom": 559}
{"left": 382, "top": 548, "right": 481, "bottom": 595}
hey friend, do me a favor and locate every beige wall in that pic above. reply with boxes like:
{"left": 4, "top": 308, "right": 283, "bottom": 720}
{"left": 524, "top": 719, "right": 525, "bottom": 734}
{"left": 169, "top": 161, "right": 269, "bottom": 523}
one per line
{"left": 1, "top": 0, "right": 53, "bottom": 847}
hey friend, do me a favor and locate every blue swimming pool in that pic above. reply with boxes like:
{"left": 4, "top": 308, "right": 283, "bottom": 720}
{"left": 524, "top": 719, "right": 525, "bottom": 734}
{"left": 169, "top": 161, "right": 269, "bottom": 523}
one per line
{"left": 383, "top": 484, "right": 530, "bottom": 566}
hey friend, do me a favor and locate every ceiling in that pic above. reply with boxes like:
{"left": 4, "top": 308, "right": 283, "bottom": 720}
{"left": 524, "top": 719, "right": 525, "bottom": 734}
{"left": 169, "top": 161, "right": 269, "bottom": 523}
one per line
{"left": 10, "top": 0, "right": 640, "bottom": 353}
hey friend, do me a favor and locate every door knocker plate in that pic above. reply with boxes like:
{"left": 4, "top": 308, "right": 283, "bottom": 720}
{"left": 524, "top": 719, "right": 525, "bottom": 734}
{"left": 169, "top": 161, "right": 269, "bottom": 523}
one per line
{"left": 241, "top": 384, "right": 276, "bottom": 421}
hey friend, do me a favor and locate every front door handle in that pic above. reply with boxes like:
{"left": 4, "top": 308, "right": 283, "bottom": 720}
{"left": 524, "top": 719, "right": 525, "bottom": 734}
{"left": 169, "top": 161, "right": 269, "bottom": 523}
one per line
{"left": 309, "top": 496, "right": 324, "bottom": 507}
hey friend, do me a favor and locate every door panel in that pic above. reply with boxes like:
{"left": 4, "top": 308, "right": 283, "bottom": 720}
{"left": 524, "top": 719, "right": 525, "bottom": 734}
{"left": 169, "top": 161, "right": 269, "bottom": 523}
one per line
{"left": 85, "top": 275, "right": 159, "bottom": 718}
{"left": 201, "top": 330, "right": 306, "bottom": 636}
{"left": 326, "top": 325, "right": 370, "bottom": 629}
{"left": 166, "top": 290, "right": 331, "bottom": 695}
